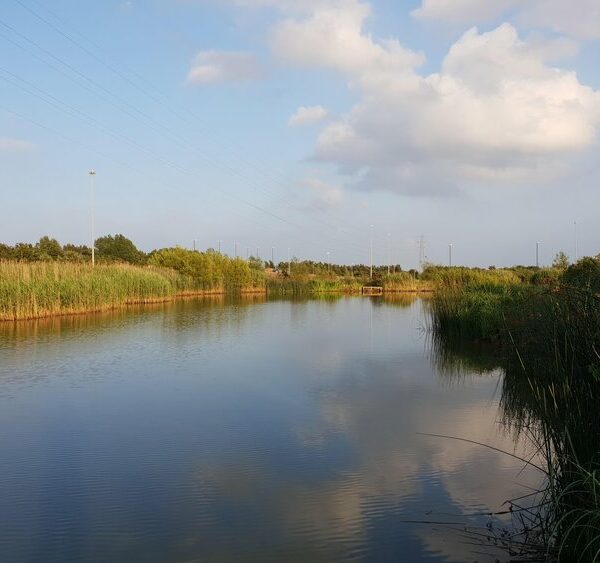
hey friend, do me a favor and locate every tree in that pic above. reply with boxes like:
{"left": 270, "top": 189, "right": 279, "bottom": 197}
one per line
{"left": 95, "top": 234, "right": 145, "bottom": 264}
{"left": 13, "top": 243, "right": 38, "bottom": 261}
{"left": 553, "top": 251, "right": 570, "bottom": 270}
{"left": 63, "top": 244, "right": 92, "bottom": 260}
{"left": 0, "top": 243, "right": 14, "bottom": 260}
{"left": 247, "top": 256, "right": 264, "bottom": 271}
{"left": 37, "top": 236, "right": 63, "bottom": 260}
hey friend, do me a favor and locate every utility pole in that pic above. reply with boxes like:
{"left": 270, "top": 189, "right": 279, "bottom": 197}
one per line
{"left": 449, "top": 243, "right": 452, "bottom": 267}
{"left": 256, "top": 247, "right": 259, "bottom": 260}
{"left": 369, "top": 225, "right": 374, "bottom": 279}
{"left": 574, "top": 221, "right": 578, "bottom": 262}
{"left": 246, "top": 247, "right": 249, "bottom": 260}
{"left": 536, "top": 241, "right": 540, "bottom": 268}
{"left": 218, "top": 240, "right": 222, "bottom": 253}
{"left": 89, "top": 169, "right": 96, "bottom": 266}
{"left": 193, "top": 239, "right": 196, "bottom": 252}
{"left": 387, "top": 232, "right": 391, "bottom": 275}
{"left": 418, "top": 235, "right": 425, "bottom": 270}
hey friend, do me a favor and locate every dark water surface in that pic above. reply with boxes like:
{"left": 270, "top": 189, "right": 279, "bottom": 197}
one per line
{"left": 0, "top": 296, "right": 539, "bottom": 562}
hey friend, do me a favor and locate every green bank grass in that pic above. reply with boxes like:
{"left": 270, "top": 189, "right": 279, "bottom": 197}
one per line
{"left": 0, "top": 261, "right": 181, "bottom": 321}
{"left": 427, "top": 258, "right": 600, "bottom": 560}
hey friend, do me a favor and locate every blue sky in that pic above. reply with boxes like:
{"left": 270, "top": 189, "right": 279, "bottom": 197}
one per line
{"left": 1, "top": 0, "right": 599, "bottom": 268}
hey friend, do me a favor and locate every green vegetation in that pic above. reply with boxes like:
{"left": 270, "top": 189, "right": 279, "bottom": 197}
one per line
{"left": 0, "top": 261, "right": 176, "bottom": 321}
{"left": 0, "top": 243, "right": 268, "bottom": 320}
{"left": 427, "top": 256, "right": 600, "bottom": 560}
{"left": 1, "top": 234, "right": 433, "bottom": 319}
{"left": 96, "top": 234, "right": 146, "bottom": 264}
{"left": 148, "top": 247, "right": 265, "bottom": 292}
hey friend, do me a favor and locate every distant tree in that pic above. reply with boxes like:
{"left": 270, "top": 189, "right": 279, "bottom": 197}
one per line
{"left": 95, "top": 234, "right": 145, "bottom": 264}
{"left": 36, "top": 236, "right": 63, "bottom": 260}
{"left": 63, "top": 244, "right": 92, "bottom": 260}
{"left": 247, "top": 256, "right": 264, "bottom": 271}
{"left": 553, "top": 251, "right": 570, "bottom": 270}
{"left": 0, "top": 243, "right": 14, "bottom": 260}
{"left": 562, "top": 256, "right": 600, "bottom": 293}
{"left": 13, "top": 243, "right": 38, "bottom": 261}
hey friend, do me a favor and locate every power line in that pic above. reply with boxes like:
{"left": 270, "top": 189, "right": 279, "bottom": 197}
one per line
{"left": 4, "top": 3, "right": 369, "bottom": 253}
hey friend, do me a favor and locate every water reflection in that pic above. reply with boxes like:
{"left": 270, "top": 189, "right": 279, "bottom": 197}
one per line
{"left": 0, "top": 297, "right": 537, "bottom": 562}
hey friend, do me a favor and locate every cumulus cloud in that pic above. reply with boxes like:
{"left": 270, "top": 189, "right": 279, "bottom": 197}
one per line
{"left": 288, "top": 105, "right": 328, "bottom": 126}
{"left": 187, "top": 50, "right": 263, "bottom": 84}
{"left": 412, "top": 0, "right": 600, "bottom": 40}
{"left": 203, "top": 0, "right": 600, "bottom": 196}
{"left": 0, "top": 137, "right": 33, "bottom": 151}
{"left": 306, "top": 178, "right": 343, "bottom": 209}
{"left": 269, "top": 2, "right": 600, "bottom": 195}
{"left": 411, "top": 0, "right": 515, "bottom": 25}
{"left": 271, "top": 1, "right": 424, "bottom": 74}
{"left": 519, "top": 0, "right": 600, "bottom": 40}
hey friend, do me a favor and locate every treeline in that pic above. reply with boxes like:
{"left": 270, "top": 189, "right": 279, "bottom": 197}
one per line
{"left": 274, "top": 259, "right": 411, "bottom": 279}
{"left": 0, "top": 235, "right": 148, "bottom": 264}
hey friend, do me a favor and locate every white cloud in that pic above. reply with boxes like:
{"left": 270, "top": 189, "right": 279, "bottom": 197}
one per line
{"left": 0, "top": 137, "right": 33, "bottom": 151}
{"left": 306, "top": 178, "right": 343, "bottom": 208}
{"left": 288, "top": 105, "right": 328, "bottom": 126}
{"left": 270, "top": 5, "right": 600, "bottom": 195}
{"left": 186, "top": 50, "right": 263, "bottom": 85}
{"left": 271, "top": 0, "right": 424, "bottom": 74}
{"left": 201, "top": 0, "right": 600, "bottom": 196}
{"left": 519, "top": 0, "right": 600, "bottom": 40}
{"left": 411, "top": 0, "right": 515, "bottom": 25}
{"left": 412, "top": 0, "right": 600, "bottom": 40}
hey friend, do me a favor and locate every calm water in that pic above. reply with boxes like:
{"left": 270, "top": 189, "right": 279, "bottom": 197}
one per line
{"left": 0, "top": 296, "right": 539, "bottom": 562}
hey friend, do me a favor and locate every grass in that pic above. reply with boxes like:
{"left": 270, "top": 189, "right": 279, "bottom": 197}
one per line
{"left": 0, "top": 261, "right": 266, "bottom": 321}
{"left": 381, "top": 272, "right": 431, "bottom": 292}
{"left": 426, "top": 258, "right": 600, "bottom": 561}
{"left": 266, "top": 276, "right": 364, "bottom": 295}
{"left": 0, "top": 261, "right": 179, "bottom": 321}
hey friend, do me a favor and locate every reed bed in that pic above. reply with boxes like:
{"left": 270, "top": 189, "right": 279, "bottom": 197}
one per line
{"left": 0, "top": 261, "right": 182, "bottom": 321}
{"left": 381, "top": 272, "right": 432, "bottom": 292}
{"left": 266, "top": 276, "right": 363, "bottom": 295}
{"left": 427, "top": 257, "right": 600, "bottom": 560}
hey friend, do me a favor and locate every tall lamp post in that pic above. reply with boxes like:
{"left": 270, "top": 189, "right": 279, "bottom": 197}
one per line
{"left": 89, "top": 169, "right": 96, "bottom": 266}
{"left": 369, "top": 225, "right": 374, "bottom": 279}
{"left": 449, "top": 243, "right": 453, "bottom": 267}
{"left": 574, "top": 221, "right": 578, "bottom": 262}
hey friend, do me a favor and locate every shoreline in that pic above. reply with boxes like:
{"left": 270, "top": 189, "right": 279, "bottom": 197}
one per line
{"left": 0, "top": 287, "right": 433, "bottom": 323}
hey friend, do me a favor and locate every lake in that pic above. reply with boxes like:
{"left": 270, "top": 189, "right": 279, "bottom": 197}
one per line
{"left": 0, "top": 296, "right": 539, "bottom": 562}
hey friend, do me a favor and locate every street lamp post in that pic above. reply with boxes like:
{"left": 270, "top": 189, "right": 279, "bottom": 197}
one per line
{"left": 574, "top": 221, "right": 578, "bottom": 262}
{"left": 449, "top": 243, "right": 453, "bottom": 267}
{"left": 89, "top": 170, "right": 96, "bottom": 266}
{"left": 387, "top": 233, "right": 391, "bottom": 274}
{"left": 369, "top": 225, "right": 374, "bottom": 279}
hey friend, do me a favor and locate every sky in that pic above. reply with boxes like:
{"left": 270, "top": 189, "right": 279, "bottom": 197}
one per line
{"left": 1, "top": 0, "right": 599, "bottom": 268}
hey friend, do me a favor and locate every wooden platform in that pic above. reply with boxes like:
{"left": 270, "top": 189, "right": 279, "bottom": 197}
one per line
{"left": 362, "top": 286, "right": 383, "bottom": 295}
